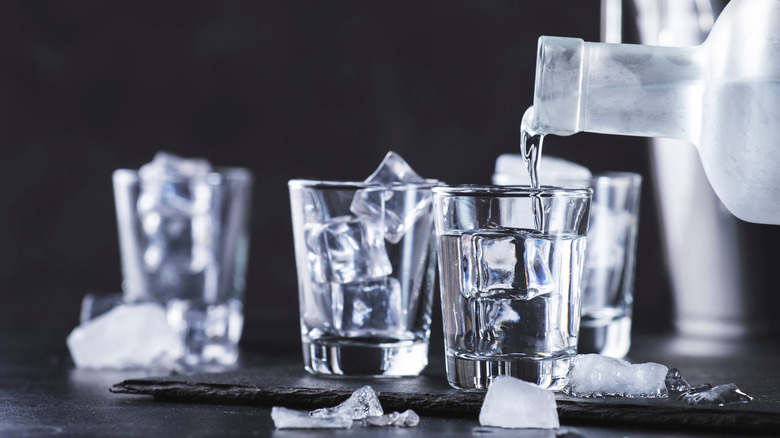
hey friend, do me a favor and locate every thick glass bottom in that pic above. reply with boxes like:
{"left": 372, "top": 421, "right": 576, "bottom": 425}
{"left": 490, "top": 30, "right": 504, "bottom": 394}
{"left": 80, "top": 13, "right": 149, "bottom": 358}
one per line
{"left": 302, "top": 337, "right": 429, "bottom": 377}
{"left": 166, "top": 299, "right": 243, "bottom": 367}
{"left": 578, "top": 314, "right": 631, "bottom": 358}
{"left": 445, "top": 352, "right": 572, "bottom": 391}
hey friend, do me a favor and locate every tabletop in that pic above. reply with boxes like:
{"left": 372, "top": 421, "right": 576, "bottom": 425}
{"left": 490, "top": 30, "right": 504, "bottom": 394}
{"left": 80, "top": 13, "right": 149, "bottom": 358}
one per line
{"left": 2, "top": 326, "right": 778, "bottom": 438}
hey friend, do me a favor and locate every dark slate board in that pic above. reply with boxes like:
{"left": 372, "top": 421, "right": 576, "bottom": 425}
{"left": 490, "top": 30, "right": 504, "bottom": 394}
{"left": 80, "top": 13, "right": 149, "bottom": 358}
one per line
{"left": 111, "top": 354, "right": 780, "bottom": 433}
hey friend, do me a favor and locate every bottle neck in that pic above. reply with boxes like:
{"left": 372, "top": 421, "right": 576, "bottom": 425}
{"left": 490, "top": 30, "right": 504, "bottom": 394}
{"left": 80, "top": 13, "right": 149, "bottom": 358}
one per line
{"left": 532, "top": 36, "right": 705, "bottom": 144}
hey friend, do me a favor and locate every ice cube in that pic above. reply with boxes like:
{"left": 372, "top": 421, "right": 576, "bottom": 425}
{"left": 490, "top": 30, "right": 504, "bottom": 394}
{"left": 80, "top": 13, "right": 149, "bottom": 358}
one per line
{"left": 479, "top": 375, "right": 560, "bottom": 429}
{"left": 665, "top": 368, "right": 691, "bottom": 397}
{"left": 139, "top": 151, "right": 212, "bottom": 182}
{"left": 350, "top": 152, "right": 431, "bottom": 244}
{"left": 350, "top": 185, "right": 432, "bottom": 244}
{"left": 471, "top": 296, "right": 562, "bottom": 355}
{"left": 461, "top": 228, "right": 555, "bottom": 299}
{"left": 362, "top": 410, "right": 420, "bottom": 427}
{"left": 271, "top": 407, "right": 353, "bottom": 429}
{"left": 679, "top": 383, "right": 753, "bottom": 407}
{"left": 306, "top": 216, "right": 392, "bottom": 284}
{"left": 331, "top": 278, "right": 403, "bottom": 336}
{"left": 363, "top": 151, "right": 425, "bottom": 185}
{"left": 137, "top": 152, "right": 213, "bottom": 216}
{"left": 66, "top": 303, "right": 184, "bottom": 369}
{"left": 135, "top": 152, "right": 218, "bottom": 303}
{"left": 311, "top": 385, "right": 384, "bottom": 420}
{"left": 80, "top": 292, "right": 124, "bottom": 324}
{"left": 493, "top": 154, "right": 592, "bottom": 186}
{"left": 564, "top": 354, "right": 669, "bottom": 398}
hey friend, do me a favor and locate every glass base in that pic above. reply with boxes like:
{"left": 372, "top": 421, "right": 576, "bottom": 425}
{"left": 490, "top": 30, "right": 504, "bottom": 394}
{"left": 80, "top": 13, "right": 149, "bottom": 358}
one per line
{"left": 578, "top": 315, "right": 631, "bottom": 358}
{"left": 166, "top": 299, "right": 243, "bottom": 367}
{"left": 302, "top": 337, "right": 429, "bottom": 377}
{"left": 445, "top": 353, "right": 572, "bottom": 391}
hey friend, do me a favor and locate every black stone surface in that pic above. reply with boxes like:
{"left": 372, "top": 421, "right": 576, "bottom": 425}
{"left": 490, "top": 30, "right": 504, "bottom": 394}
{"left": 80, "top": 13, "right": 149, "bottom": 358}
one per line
{"left": 4, "top": 329, "right": 780, "bottom": 437}
{"left": 111, "top": 353, "right": 780, "bottom": 434}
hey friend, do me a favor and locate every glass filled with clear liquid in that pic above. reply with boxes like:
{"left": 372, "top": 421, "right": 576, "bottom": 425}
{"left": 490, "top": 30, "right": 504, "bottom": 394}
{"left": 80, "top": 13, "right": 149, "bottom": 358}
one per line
{"left": 433, "top": 185, "right": 592, "bottom": 390}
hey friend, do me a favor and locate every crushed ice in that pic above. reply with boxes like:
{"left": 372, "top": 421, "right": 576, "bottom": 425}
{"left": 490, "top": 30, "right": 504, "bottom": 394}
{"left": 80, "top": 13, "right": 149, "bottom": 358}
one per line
{"left": 563, "top": 354, "right": 753, "bottom": 407}
{"left": 67, "top": 302, "right": 184, "bottom": 370}
{"left": 272, "top": 385, "right": 419, "bottom": 429}
{"left": 310, "top": 385, "right": 383, "bottom": 420}
{"left": 677, "top": 383, "right": 753, "bottom": 407}
{"left": 362, "top": 410, "right": 420, "bottom": 427}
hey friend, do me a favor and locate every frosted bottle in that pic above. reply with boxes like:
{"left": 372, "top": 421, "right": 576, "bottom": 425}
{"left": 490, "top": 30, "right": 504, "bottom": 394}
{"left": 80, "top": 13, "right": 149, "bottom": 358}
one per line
{"left": 529, "top": 0, "right": 780, "bottom": 225}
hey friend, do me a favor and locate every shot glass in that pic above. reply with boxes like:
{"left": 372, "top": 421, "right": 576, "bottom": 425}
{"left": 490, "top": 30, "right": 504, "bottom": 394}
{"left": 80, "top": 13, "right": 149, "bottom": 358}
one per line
{"left": 113, "top": 167, "right": 252, "bottom": 366}
{"left": 433, "top": 185, "right": 592, "bottom": 391}
{"left": 288, "top": 179, "right": 438, "bottom": 377}
{"left": 574, "top": 172, "right": 642, "bottom": 358}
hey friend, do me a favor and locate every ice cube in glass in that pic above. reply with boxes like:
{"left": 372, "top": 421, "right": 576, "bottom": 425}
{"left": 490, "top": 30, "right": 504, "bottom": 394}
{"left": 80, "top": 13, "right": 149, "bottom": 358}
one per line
{"left": 331, "top": 278, "right": 403, "bottom": 336}
{"left": 307, "top": 215, "right": 392, "bottom": 284}
{"left": 461, "top": 228, "right": 555, "bottom": 300}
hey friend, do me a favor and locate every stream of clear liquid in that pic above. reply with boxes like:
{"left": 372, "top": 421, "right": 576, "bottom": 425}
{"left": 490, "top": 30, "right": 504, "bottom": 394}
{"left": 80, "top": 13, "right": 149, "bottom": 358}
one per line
{"left": 521, "top": 106, "right": 545, "bottom": 230}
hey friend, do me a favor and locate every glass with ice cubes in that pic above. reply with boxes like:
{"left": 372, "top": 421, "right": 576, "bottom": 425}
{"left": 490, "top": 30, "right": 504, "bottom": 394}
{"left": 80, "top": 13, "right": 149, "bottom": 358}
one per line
{"left": 112, "top": 152, "right": 252, "bottom": 367}
{"left": 433, "top": 185, "right": 591, "bottom": 391}
{"left": 288, "top": 152, "right": 438, "bottom": 377}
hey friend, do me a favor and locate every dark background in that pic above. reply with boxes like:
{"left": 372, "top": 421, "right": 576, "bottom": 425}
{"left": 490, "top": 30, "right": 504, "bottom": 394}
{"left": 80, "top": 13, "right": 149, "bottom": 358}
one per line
{"left": 0, "top": 1, "right": 671, "bottom": 350}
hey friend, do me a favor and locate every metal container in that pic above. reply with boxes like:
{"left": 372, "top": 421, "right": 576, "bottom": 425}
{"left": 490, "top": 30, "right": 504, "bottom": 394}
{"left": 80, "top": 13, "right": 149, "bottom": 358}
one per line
{"left": 603, "top": 0, "right": 780, "bottom": 340}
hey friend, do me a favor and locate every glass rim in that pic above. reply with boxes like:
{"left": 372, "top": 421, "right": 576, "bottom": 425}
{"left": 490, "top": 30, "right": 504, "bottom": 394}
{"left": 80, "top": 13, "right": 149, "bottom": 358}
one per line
{"left": 551, "top": 171, "right": 642, "bottom": 186}
{"left": 433, "top": 184, "right": 592, "bottom": 198}
{"left": 288, "top": 178, "right": 441, "bottom": 190}
{"left": 493, "top": 171, "right": 642, "bottom": 188}
{"left": 113, "top": 167, "right": 253, "bottom": 184}
{"left": 591, "top": 171, "right": 642, "bottom": 185}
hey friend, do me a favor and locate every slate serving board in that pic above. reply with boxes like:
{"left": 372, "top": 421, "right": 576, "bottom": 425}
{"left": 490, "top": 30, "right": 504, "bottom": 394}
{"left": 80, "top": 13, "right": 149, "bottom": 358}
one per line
{"left": 111, "top": 354, "right": 780, "bottom": 433}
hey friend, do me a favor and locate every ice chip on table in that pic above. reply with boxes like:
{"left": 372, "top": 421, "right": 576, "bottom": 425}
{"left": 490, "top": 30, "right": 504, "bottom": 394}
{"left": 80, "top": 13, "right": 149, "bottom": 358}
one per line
{"left": 311, "top": 385, "right": 384, "bottom": 420}
{"left": 493, "top": 154, "right": 592, "bottom": 186}
{"left": 665, "top": 368, "right": 692, "bottom": 396}
{"left": 67, "top": 303, "right": 184, "bottom": 370}
{"left": 362, "top": 410, "right": 420, "bottom": 427}
{"left": 272, "top": 385, "right": 384, "bottom": 430}
{"left": 305, "top": 216, "right": 392, "bottom": 284}
{"left": 679, "top": 383, "right": 753, "bottom": 407}
{"left": 479, "top": 375, "right": 560, "bottom": 429}
{"left": 350, "top": 151, "right": 432, "bottom": 244}
{"left": 80, "top": 292, "right": 124, "bottom": 324}
{"left": 331, "top": 278, "right": 403, "bottom": 336}
{"left": 461, "top": 228, "right": 555, "bottom": 299}
{"left": 564, "top": 354, "right": 669, "bottom": 398}
{"left": 271, "top": 407, "right": 353, "bottom": 429}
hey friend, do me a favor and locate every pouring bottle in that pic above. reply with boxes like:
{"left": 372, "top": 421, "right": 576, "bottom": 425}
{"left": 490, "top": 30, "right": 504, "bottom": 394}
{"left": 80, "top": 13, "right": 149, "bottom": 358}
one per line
{"left": 529, "top": 0, "right": 780, "bottom": 225}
